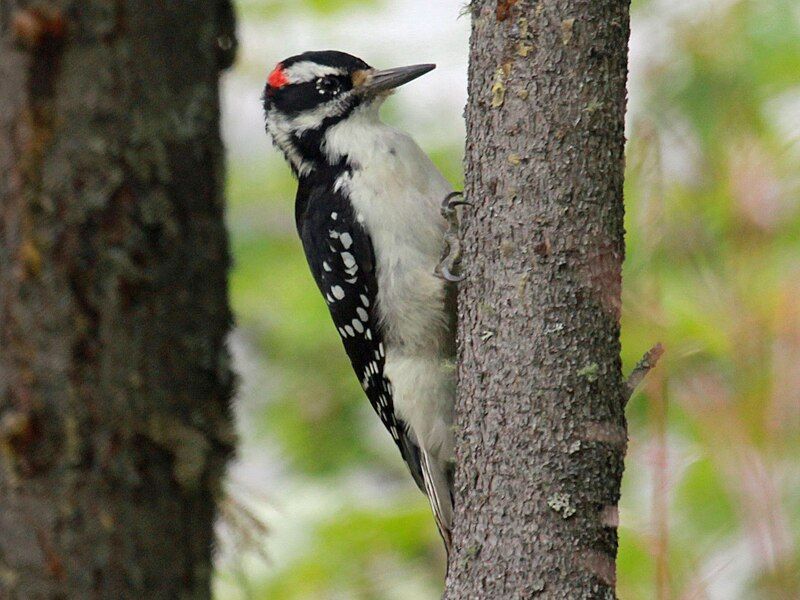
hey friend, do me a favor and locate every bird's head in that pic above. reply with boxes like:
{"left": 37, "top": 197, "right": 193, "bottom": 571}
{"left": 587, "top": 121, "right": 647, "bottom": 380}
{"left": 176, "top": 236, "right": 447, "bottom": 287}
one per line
{"left": 263, "top": 50, "right": 434, "bottom": 177}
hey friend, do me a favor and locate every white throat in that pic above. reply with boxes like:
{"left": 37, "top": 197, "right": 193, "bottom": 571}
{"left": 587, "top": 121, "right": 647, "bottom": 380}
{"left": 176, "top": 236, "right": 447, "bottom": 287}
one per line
{"left": 321, "top": 100, "right": 387, "bottom": 168}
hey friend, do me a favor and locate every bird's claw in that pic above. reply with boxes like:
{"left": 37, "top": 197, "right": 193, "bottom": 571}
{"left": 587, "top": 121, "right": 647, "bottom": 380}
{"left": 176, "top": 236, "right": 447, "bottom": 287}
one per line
{"left": 440, "top": 191, "right": 473, "bottom": 216}
{"left": 435, "top": 191, "right": 471, "bottom": 282}
{"left": 438, "top": 263, "right": 465, "bottom": 283}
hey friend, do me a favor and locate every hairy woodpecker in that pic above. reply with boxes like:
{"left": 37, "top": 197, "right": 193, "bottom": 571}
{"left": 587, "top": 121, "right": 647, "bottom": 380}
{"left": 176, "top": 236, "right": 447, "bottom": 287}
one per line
{"left": 262, "top": 50, "right": 461, "bottom": 551}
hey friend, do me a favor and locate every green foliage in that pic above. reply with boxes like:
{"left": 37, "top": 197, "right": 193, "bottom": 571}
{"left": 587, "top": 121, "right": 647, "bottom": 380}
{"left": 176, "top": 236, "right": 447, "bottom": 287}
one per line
{"left": 237, "top": 0, "right": 380, "bottom": 20}
{"left": 618, "top": 1, "right": 800, "bottom": 596}
{"left": 256, "top": 504, "right": 443, "bottom": 598}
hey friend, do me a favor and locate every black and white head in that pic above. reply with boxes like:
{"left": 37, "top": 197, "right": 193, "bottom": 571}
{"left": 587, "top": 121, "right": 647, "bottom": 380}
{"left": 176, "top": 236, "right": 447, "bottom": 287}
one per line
{"left": 263, "top": 50, "right": 434, "bottom": 177}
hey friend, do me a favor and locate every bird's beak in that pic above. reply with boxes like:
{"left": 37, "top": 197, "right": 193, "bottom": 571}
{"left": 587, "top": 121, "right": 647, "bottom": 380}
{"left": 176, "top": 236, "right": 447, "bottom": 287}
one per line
{"left": 355, "top": 63, "right": 436, "bottom": 96}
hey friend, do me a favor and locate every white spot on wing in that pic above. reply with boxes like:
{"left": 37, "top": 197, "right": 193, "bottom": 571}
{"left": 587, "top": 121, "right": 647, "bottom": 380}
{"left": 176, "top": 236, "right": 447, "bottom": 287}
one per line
{"left": 340, "top": 233, "right": 353, "bottom": 249}
{"left": 357, "top": 307, "right": 368, "bottom": 322}
{"left": 352, "top": 319, "right": 364, "bottom": 333}
{"left": 331, "top": 285, "right": 345, "bottom": 300}
{"left": 341, "top": 252, "right": 356, "bottom": 268}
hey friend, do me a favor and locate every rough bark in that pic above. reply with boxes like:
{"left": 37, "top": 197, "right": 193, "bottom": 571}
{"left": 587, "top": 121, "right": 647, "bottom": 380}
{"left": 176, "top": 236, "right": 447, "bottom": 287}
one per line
{"left": 445, "top": 1, "right": 630, "bottom": 598}
{"left": 0, "top": 1, "right": 236, "bottom": 597}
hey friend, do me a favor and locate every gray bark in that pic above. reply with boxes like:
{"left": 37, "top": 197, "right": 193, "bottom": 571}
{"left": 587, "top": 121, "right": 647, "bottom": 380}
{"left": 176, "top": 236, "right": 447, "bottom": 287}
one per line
{"left": 445, "top": 0, "right": 630, "bottom": 598}
{"left": 0, "top": 1, "right": 236, "bottom": 598}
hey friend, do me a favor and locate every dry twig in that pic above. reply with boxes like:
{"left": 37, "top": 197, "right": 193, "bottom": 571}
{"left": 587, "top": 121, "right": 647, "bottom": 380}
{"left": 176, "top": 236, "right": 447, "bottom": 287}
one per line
{"left": 624, "top": 343, "right": 664, "bottom": 406}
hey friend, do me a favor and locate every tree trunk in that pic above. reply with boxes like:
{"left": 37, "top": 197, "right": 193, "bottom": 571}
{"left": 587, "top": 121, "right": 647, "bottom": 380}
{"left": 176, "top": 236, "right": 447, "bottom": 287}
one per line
{"left": 0, "top": 1, "right": 236, "bottom": 597}
{"left": 445, "top": 0, "right": 630, "bottom": 597}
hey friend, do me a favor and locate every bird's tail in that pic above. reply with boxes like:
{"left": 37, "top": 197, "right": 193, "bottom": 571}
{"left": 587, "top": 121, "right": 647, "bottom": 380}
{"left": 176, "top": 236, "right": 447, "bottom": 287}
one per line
{"left": 420, "top": 450, "right": 454, "bottom": 556}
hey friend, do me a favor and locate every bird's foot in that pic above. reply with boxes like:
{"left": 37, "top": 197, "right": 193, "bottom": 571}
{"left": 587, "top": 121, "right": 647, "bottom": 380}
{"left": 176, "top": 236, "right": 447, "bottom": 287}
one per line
{"left": 435, "top": 191, "right": 472, "bottom": 282}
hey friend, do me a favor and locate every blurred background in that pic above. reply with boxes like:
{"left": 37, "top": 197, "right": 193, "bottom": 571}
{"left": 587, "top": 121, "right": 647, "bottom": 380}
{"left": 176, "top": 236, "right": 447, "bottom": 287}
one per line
{"left": 213, "top": 0, "right": 800, "bottom": 598}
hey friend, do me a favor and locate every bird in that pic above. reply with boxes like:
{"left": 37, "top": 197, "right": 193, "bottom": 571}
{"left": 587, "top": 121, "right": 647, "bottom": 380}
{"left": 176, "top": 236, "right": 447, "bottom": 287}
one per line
{"left": 262, "top": 50, "right": 464, "bottom": 553}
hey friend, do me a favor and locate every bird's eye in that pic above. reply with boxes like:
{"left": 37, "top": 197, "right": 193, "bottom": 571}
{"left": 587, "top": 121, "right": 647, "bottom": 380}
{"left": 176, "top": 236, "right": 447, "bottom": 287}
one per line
{"left": 316, "top": 76, "right": 340, "bottom": 95}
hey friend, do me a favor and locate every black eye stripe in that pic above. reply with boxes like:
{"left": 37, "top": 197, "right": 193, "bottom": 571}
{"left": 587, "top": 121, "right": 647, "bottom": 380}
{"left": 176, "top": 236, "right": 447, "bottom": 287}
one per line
{"left": 275, "top": 82, "right": 322, "bottom": 114}
{"left": 327, "top": 75, "right": 351, "bottom": 88}
{"left": 317, "top": 76, "right": 340, "bottom": 93}
{"left": 267, "top": 75, "right": 353, "bottom": 116}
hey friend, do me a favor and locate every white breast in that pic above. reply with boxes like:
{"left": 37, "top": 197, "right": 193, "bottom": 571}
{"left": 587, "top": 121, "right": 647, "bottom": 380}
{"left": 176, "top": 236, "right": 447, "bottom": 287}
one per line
{"left": 324, "top": 106, "right": 455, "bottom": 459}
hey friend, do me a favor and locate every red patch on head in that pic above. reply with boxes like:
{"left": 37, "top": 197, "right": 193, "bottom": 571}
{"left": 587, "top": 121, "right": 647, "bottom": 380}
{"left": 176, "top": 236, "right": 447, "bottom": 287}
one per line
{"left": 268, "top": 64, "right": 289, "bottom": 89}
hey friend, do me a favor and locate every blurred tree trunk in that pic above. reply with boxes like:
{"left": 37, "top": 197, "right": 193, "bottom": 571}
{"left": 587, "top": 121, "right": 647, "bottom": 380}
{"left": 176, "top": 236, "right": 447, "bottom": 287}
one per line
{"left": 445, "top": 0, "right": 630, "bottom": 597}
{"left": 0, "top": 1, "right": 237, "bottom": 597}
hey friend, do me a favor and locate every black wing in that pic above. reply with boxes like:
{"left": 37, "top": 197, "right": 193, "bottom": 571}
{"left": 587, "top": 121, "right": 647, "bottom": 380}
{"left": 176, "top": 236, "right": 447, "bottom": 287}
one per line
{"left": 295, "top": 176, "right": 425, "bottom": 491}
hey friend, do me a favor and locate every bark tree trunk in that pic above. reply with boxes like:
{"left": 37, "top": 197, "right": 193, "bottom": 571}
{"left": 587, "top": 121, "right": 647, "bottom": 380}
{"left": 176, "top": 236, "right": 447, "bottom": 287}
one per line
{"left": 445, "top": 0, "right": 630, "bottom": 597}
{"left": 0, "top": 1, "right": 237, "bottom": 597}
